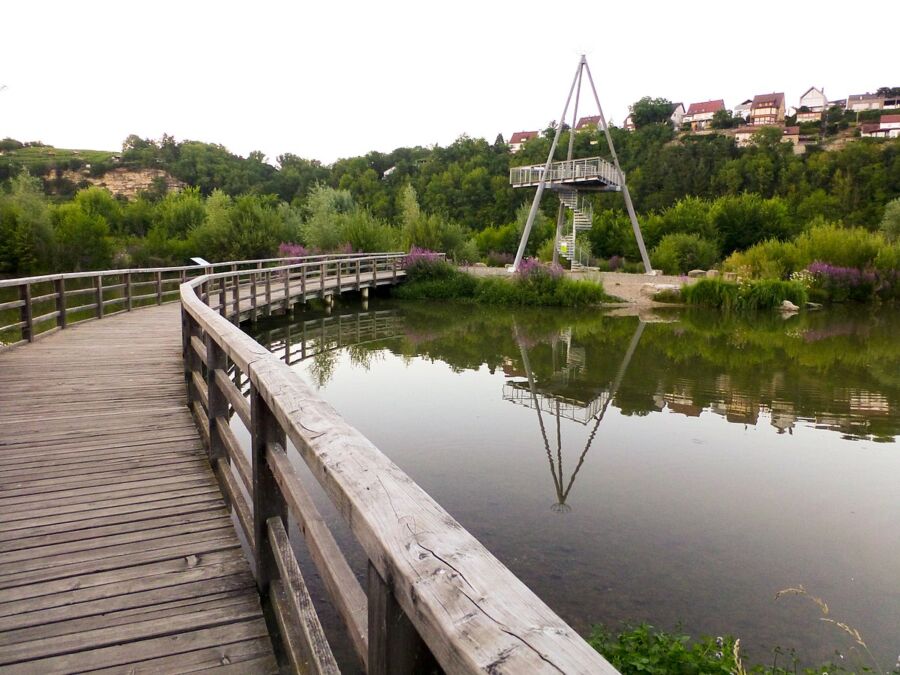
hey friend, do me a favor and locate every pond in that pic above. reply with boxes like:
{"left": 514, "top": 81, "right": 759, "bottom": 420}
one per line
{"left": 246, "top": 298, "right": 900, "bottom": 671}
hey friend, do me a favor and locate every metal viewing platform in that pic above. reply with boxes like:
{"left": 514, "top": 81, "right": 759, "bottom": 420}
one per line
{"left": 509, "top": 156, "right": 622, "bottom": 191}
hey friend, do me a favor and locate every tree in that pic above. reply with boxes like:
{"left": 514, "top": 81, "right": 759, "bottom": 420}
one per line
{"left": 0, "top": 170, "right": 54, "bottom": 273}
{"left": 629, "top": 97, "right": 674, "bottom": 128}
{"left": 53, "top": 202, "right": 113, "bottom": 271}
{"left": 880, "top": 197, "right": 900, "bottom": 242}
{"left": 710, "top": 109, "right": 737, "bottom": 130}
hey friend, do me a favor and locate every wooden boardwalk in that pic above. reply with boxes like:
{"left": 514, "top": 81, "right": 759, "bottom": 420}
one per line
{"left": 0, "top": 304, "right": 277, "bottom": 673}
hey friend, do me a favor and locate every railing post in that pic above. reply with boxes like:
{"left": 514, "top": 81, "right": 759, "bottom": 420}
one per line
{"left": 156, "top": 271, "right": 163, "bottom": 305}
{"left": 265, "top": 271, "right": 272, "bottom": 317}
{"left": 19, "top": 283, "right": 33, "bottom": 343}
{"left": 55, "top": 278, "right": 67, "bottom": 329}
{"left": 125, "top": 272, "right": 133, "bottom": 311}
{"left": 205, "top": 333, "right": 228, "bottom": 464}
{"left": 336, "top": 259, "right": 342, "bottom": 292}
{"left": 232, "top": 273, "right": 240, "bottom": 322}
{"left": 250, "top": 385, "right": 287, "bottom": 592}
{"left": 283, "top": 268, "right": 291, "bottom": 313}
{"left": 181, "top": 307, "right": 196, "bottom": 403}
{"left": 356, "top": 259, "right": 361, "bottom": 290}
{"left": 216, "top": 277, "right": 225, "bottom": 316}
{"left": 367, "top": 562, "right": 438, "bottom": 674}
{"left": 250, "top": 271, "right": 258, "bottom": 321}
{"left": 300, "top": 265, "right": 307, "bottom": 304}
{"left": 95, "top": 275, "right": 104, "bottom": 319}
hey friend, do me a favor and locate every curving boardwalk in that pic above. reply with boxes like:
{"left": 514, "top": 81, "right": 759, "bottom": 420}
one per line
{"left": 0, "top": 304, "right": 277, "bottom": 673}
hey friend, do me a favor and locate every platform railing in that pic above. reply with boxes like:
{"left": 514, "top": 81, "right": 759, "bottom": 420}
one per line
{"left": 180, "top": 253, "right": 618, "bottom": 673}
{"left": 0, "top": 253, "right": 374, "bottom": 348}
{"left": 509, "top": 155, "right": 621, "bottom": 188}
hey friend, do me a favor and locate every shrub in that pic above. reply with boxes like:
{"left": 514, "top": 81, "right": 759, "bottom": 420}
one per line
{"left": 588, "top": 624, "right": 736, "bottom": 674}
{"left": 807, "top": 262, "right": 878, "bottom": 302}
{"left": 650, "top": 233, "right": 719, "bottom": 274}
{"left": 794, "top": 224, "right": 884, "bottom": 270}
{"left": 880, "top": 197, "right": 900, "bottom": 243}
{"left": 722, "top": 239, "right": 802, "bottom": 279}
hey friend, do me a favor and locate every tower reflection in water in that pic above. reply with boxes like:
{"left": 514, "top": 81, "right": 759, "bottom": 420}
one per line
{"left": 506, "top": 320, "right": 645, "bottom": 513}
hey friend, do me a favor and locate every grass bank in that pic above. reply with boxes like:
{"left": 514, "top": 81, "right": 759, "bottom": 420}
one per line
{"left": 394, "top": 253, "right": 607, "bottom": 307}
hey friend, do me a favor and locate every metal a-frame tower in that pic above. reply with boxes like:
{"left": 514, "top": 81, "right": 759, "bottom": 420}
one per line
{"left": 510, "top": 55, "right": 653, "bottom": 273}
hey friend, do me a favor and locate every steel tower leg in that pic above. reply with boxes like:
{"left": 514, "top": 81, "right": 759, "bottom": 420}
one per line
{"left": 582, "top": 61, "right": 654, "bottom": 274}
{"left": 512, "top": 59, "right": 582, "bottom": 273}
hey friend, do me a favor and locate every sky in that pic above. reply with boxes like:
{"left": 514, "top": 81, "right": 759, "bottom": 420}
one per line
{"left": 1, "top": 0, "right": 897, "bottom": 165}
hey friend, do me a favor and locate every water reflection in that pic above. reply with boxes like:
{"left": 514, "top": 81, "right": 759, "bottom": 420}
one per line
{"left": 252, "top": 303, "right": 900, "bottom": 443}
{"left": 247, "top": 301, "right": 900, "bottom": 668}
{"left": 510, "top": 320, "right": 646, "bottom": 512}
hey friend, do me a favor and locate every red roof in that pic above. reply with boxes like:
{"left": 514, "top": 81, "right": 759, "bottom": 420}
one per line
{"left": 751, "top": 92, "right": 785, "bottom": 109}
{"left": 575, "top": 115, "right": 602, "bottom": 129}
{"left": 881, "top": 114, "right": 900, "bottom": 123}
{"left": 509, "top": 131, "right": 538, "bottom": 144}
{"left": 783, "top": 126, "right": 800, "bottom": 135}
{"left": 860, "top": 123, "right": 881, "bottom": 133}
{"left": 686, "top": 100, "right": 724, "bottom": 115}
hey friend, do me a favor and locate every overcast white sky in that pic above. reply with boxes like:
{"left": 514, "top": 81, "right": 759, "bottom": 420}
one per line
{"left": 1, "top": 0, "right": 897, "bottom": 165}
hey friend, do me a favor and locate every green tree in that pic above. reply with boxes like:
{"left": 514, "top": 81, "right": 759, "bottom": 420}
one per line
{"left": 53, "top": 202, "right": 113, "bottom": 271}
{"left": 880, "top": 197, "right": 900, "bottom": 242}
{"left": 0, "top": 170, "right": 54, "bottom": 273}
{"left": 629, "top": 97, "right": 674, "bottom": 128}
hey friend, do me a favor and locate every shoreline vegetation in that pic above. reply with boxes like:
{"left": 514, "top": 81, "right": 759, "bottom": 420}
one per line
{"left": 393, "top": 249, "right": 608, "bottom": 307}
{"left": 1, "top": 130, "right": 898, "bottom": 306}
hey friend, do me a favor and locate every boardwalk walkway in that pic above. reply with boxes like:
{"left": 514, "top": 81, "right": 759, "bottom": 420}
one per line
{"left": 0, "top": 304, "right": 277, "bottom": 673}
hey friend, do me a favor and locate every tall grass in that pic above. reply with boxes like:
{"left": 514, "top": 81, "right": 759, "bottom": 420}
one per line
{"left": 682, "top": 278, "right": 807, "bottom": 311}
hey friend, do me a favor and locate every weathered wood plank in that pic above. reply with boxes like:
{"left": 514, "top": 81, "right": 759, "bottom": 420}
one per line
{"left": 0, "top": 301, "right": 275, "bottom": 671}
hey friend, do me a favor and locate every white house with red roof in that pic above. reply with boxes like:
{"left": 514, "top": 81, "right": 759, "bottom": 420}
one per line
{"left": 683, "top": 100, "right": 725, "bottom": 130}
{"left": 861, "top": 114, "right": 900, "bottom": 138}
{"left": 749, "top": 92, "right": 785, "bottom": 126}
{"left": 508, "top": 130, "right": 539, "bottom": 153}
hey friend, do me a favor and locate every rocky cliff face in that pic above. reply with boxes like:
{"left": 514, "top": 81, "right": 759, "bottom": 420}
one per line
{"left": 55, "top": 167, "right": 184, "bottom": 198}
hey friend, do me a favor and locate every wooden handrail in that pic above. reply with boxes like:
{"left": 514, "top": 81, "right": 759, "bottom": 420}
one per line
{"left": 0, "top": 253, "right": 408, "bottom": 348}
{"left": 179, "top": 254, "right": 617, "bottom": 674}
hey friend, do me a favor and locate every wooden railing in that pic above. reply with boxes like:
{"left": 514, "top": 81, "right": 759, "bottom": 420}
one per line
{"left": 0, "top": 253, "right": 376, "bottom": 348}
{"left": 180, "top": 254, "right": 617, "bottom": 674}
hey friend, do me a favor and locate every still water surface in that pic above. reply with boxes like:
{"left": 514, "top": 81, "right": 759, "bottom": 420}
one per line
{"left": 248, "top": 300, "right": 900, "bottom": 670}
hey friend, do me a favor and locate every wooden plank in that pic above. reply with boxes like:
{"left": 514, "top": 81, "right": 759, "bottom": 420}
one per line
{"left": 0, "top": 618, "right": 271, "bottom": 673}
{"left": 267, "top": 518, "right": 339, "bottom": 674}
{"left": 0, "top": 300, "right": 276, "bottom": 671}
{"left": 87, "top": 637, "right": 276, "bottom": 674}
{"left": 268, "top": 443, "right": 368, "bottom": 664}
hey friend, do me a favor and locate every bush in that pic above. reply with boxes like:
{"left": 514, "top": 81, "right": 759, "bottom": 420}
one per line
{"left": 589, "top": 624, "right": 735, "bottom": 674}
{"left": 682, "top": 278, "right": 807, "bottom": 311}
{"left": 807, "top": 262, "right": 878, "bottom": 302}
{"left": 651, "top": 233, "right": 719, "bottom": 274}
{"left": 396, "top": 257, "right": 605, "bottom": 307}
{"left": 794, "top": 224, "right": 884, "bottom": 270}
{"left": 723, "top": 239, "right": 802, "bottom": 279}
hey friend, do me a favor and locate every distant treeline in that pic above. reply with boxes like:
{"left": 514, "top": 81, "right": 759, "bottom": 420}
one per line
{"left": 1, "top": 124, "right": 899, "bottom": 277}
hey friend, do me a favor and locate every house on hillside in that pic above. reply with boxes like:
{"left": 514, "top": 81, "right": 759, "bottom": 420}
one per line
{"left": 749, "top": 92, "right": 785, "bottom": 125}
{"left": 847, "top": 93, "right": 884, "bottom": 112}
{"left": 683, "top": 100, "right": 725, "bottom": 130}
{"left": 884, "top": 96, "right": 900, "bottom": 110}
{"left": 733, "top": 99, "right": 752, "bottom": 121}
{"left": 575, "top": 115, "right": 602, "bottom": 130}
{"left": 861, "top": 114, "right": 900, "bottom": 138}
{"left": 799, "top": 86, "right": 827, "bottom": 112}
{"left": 622, "top": 114, "right": 635, "bottom": 131}
{"left": 669, "top": 103, "right": 686, "bottom": 129}
{"left": 509, "top": 130, "right": 538, "bottom": 153}
{"left": 796, "top": 109, "right": 823, "bottom": 123}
